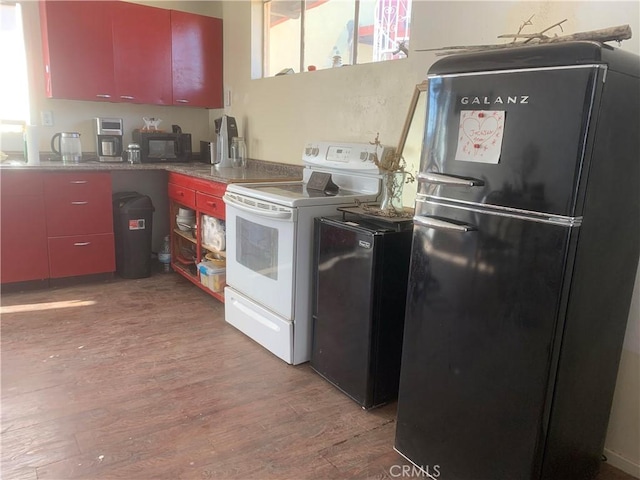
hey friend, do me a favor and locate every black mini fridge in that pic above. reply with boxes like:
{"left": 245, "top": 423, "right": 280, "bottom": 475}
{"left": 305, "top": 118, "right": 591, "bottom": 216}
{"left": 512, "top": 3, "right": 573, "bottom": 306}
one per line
{"left": 311, "top": 211, "right": 412, "bottom": 409}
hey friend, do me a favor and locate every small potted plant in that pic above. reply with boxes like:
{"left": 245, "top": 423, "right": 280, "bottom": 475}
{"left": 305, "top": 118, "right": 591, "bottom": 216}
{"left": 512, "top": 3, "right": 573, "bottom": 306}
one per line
{"left": 370, "top": 133, "right": 415, "bottom": 216}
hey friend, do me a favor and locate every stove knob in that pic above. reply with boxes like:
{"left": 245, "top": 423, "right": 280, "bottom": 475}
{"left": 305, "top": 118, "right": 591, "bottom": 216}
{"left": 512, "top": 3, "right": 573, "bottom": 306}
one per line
{"left": 312, "top": 147, "right": 319, "bottom": 156}
{"left": 367, "top": 153, "right": 376, "bottom": 162}
{"left": 305, "top": 147, "right": 312, "bottom": 156}
{"left": 360, "top": 151, "right": 368, "bottom": 161}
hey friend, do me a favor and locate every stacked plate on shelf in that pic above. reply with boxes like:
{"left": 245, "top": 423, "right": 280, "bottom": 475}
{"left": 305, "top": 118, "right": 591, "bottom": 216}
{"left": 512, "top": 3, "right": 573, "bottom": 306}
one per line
{"left": 176, "top": 208, "right": 196, "bottom": 232}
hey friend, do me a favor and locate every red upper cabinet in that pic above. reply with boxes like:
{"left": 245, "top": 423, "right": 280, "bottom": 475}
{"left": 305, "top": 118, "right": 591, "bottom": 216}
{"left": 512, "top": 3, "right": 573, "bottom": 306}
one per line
{"left": 40, "top": 1, "right": 117, "bottom": 102}
{"left": 112, "top": 2, "right": 172, "bottom": 105}
{"left": 171, "top": 10, "right": 223, "bottom": 108}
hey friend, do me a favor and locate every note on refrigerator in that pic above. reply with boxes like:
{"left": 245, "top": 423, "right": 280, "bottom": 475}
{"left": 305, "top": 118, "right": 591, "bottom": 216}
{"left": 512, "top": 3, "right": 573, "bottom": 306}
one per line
{"left": 455, "top": 110, "right": 505, "bottom": 164}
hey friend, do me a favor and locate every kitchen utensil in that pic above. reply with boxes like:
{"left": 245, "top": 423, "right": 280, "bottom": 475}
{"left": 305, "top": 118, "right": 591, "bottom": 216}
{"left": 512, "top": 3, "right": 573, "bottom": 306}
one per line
{"left": 51, "top": 132, "right": 82, "bottom": 163}
{"left": 178, "top": 208, "right": 195, "bottom": 217}
{"left": 126, "top": 143, "right": 141, "bottom": 164}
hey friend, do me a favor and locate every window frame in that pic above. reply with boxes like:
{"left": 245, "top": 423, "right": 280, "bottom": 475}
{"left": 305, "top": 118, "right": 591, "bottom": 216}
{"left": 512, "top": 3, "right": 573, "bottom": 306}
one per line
{"left": 261, "top": 0, "right": 410, "bottom": 77}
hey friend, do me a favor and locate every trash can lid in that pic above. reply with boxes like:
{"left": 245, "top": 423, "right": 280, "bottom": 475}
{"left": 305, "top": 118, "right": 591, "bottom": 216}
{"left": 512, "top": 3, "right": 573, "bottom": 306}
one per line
{"left": 113, "top": 191, "right": 155, "bottom": 212}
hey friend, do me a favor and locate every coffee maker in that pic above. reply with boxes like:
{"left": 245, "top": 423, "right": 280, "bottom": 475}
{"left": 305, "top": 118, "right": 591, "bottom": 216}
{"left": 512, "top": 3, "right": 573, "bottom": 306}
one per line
{"left": 214, "top": 115, "right": 238, "bottom": 161}
{"left": 94, "top": 117, "right": 124, "bottom": 162}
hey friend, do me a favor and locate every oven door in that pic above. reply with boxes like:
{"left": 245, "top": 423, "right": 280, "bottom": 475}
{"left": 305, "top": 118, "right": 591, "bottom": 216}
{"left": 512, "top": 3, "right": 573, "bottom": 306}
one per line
{"left": 223, "top": 192, "right": 296, "bottom": 320}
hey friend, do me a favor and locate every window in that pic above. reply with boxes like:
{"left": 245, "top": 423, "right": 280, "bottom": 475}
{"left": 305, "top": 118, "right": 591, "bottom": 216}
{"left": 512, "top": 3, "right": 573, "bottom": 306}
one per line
{"left": 0, "top": 2, "right": 30, "bottom": 132}
{"left": 263, "top": 0, "right": 411, "bottom": 77}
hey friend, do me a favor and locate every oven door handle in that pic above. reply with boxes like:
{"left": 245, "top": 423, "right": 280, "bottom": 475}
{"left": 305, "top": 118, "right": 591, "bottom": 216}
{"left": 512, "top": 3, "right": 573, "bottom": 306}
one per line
{"left": 223, "top": 194, "right": 293, "bottom": 220}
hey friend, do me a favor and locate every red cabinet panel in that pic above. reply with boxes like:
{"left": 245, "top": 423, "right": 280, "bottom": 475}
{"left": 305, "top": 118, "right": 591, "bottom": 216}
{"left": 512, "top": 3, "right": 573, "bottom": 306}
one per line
{"left": 171, "top": 10, "right": 223, "bottom": 108}
{"left": 168, "top": 182, "right": 196, "bottom": 208}
{"left": 45, "top": 196, "right": 113, "bottom": 237}
{"left": 44, "top": 173, "right": 113, "bottom": 236}
{"left": 0, "top": 172, "right": 49, "bottom": 283}
{"left": 112, "top": 2, "right": 172, "bottom": 105}
{"left": 43, "top": 172, "right": 112, "bottom": 201}
{"left": 40, "top": 1, "right": 116, "bottom": 102}
{"left": 44, "top": 172, "right": 115, "bottom": 278}
{"left": 168, "top": 173, "right": 226, "bottom": 302}
{"left": 40, "top": 1, "right": 223, "bottom": 107}
{"left": 196, "top": 191, "right": 225, "bottom": 220}
{"left": 48, "top": 233, "right": 115, "bottom": 278}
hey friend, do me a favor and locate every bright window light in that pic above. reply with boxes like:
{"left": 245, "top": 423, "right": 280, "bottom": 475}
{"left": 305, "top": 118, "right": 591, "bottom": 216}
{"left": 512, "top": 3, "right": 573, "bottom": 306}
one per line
{"left": 0, "top": 3, "right": 30, "bottom": 129}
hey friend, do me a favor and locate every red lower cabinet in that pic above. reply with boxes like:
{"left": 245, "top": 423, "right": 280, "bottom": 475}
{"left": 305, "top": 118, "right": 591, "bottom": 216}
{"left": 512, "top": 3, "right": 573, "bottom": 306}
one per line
{"left": 1, "top": 171, "right": 116, "bottom": 285}
{"left": 44, "top": 172, "right": 116, "bottom": 279}
{"left": 0, "top": 172, "right": 49, "bottom": 283}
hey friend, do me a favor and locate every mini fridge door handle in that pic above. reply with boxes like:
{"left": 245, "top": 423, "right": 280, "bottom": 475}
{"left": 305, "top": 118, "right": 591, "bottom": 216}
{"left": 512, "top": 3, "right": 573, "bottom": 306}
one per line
{"left": 413, "top": 215, "right": 477, "bottom": 232}
{"left": 418, "top": 172, "right": 484, "bottom": 187}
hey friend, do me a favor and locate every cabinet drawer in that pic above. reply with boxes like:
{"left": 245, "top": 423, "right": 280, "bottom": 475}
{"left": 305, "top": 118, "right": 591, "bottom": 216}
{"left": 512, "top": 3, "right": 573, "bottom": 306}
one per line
{"left": 44, "top": 172, "right": 111, "bottom": 200}
{"left": 48, "top": 233, "right": 115, "bottom": 278}
{"left": 46, "top": 194, "right": 114, "bottom": 236}
{"left": 196, "top": 191, "right": 225, "bottom": 219}
{"left": 168, "top": 182, "right": 196, "bottom": 208}
{"left": 168, "top": 172, "right": 226, "bottom": 197}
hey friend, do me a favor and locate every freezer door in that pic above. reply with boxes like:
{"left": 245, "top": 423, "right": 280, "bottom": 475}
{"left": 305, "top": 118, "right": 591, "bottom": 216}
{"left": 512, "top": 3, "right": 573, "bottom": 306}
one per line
{"left": 311, "top": 218, "right": 377, "bottom": 406}
{"left": 419, "top": 65, "right": 604, "bottom": 217}
{"left": 395, "top": 202, "right": 576, "bottom": 480}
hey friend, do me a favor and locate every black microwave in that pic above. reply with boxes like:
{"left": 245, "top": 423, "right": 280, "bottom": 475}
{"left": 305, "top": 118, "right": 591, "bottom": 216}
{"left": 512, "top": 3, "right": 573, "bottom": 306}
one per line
{"left": 132, "top": 130, "right": 192, "bottom": 163}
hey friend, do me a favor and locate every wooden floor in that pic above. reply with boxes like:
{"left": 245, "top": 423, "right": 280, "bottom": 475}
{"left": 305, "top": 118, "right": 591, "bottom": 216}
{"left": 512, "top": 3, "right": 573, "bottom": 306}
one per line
{"left": 1, "top": 269, "right": 635, "bottom": 480}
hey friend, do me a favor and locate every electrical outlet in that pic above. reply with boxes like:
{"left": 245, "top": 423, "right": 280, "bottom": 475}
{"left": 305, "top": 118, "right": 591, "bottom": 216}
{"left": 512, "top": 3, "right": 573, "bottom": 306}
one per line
{"left": 224, "top": 89, "right": 231, "bottom": 107}
{"left": 41, "top": 111, "right": 53, "bottom": 126}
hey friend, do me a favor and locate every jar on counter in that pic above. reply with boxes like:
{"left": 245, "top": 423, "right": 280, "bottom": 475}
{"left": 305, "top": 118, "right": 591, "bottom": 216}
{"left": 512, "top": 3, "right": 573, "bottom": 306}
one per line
{"left": 126, "top": 143, "right": 141, "bottom": 164}
{"left": 230, "top": 137, "right": 247, "bottom": 169}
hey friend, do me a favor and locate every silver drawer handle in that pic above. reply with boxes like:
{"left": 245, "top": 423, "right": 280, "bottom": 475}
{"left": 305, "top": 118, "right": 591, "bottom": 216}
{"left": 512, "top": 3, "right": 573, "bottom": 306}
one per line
{"left": 176, "top": 99, "right": 189, "bottom": 103}
{"left": 413, "top": 215, "right": 477, "bottom": 232}
{"left": 96, "top": 94, "right": 111, "bottom": 98}
{"left": 71, "top": 201, "right": 88, "bottom": 205}
{"left": 120, "top": 95, "right": 134, "bottom": 100}
{"left": 74, "top": 242, "right": 91, "bottom": 246}
{"left": 418, "top": 172, "right": 484, "bottom": 187}
{"left": 70, "top": 180, "right": 87, "bottom": 184}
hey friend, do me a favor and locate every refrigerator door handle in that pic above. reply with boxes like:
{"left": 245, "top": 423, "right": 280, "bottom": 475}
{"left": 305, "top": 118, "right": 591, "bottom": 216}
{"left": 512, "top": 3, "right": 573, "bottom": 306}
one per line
{"left": 418, "top": 172, "right": 485, "bottom": 187}
{"left": 413, "top": 215, "right": 477, "bottom": 232}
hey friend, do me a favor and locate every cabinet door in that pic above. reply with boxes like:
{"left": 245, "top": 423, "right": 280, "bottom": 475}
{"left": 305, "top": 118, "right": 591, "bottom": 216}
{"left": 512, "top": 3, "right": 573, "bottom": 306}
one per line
{"left": 171, "top": 11, "right": 223, "bottom": 108}
{"left": 40, "top": 1, "right": 116, "bottom": 102}
{"left": 0, "top": 172, "right": 49, "bottom": 283}
{"left": 112, "top": 2, "right": 172, "bottom": 105}
{"left": 48, "top": 233, "right": 115, "bottom": 278}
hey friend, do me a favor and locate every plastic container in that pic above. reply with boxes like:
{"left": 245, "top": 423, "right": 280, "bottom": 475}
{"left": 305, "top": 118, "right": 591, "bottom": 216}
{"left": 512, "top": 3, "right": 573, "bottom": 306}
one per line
{"left": 159, "top": 235, "right": 171, "bottom": 272}
{"left": 198, "top": 261, "right": 226, "bottom": 293}
{"left": 112, "top": 192, "right": 155, "bottom": 279}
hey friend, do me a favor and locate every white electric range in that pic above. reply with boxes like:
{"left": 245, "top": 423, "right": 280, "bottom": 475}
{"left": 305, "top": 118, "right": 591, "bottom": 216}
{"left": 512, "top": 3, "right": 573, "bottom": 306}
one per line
{"left": 222, "top": 141, "right": 391, "bottom": 364}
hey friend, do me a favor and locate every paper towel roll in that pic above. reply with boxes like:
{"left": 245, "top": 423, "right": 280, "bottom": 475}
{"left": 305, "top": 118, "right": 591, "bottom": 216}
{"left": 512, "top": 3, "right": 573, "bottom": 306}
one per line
{"left": 25, "top": 125, "right": 39, "bottom": 164}
{"left": 210, "top": 232, "right": 225, "bottom": 251}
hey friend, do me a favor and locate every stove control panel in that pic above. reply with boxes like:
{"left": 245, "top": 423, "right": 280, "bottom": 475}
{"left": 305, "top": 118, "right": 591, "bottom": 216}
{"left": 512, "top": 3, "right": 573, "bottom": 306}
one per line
{"left": 302, "top": 141, "right": 393, "bottom": 173}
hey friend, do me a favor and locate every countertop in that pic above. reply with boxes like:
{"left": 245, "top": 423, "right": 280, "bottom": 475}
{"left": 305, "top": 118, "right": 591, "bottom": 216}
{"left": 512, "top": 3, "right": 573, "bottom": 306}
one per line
{"left": 0, "top": 157, "right": 304, "bottom": 184}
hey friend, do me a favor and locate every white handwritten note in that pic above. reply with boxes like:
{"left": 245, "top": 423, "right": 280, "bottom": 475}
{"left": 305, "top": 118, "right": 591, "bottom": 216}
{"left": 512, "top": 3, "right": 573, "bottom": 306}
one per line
{"left": 455, "top": 110, "right": 505, "bottom": 164}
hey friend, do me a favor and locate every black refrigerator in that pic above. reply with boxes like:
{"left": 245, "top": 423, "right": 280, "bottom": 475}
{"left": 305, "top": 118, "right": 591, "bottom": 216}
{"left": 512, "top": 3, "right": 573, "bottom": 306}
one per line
{"left": 311, "top": 213, "right": 412, "bottom": 409}
{"left": 395, "top": 42, "right": 639, "bottom": 480}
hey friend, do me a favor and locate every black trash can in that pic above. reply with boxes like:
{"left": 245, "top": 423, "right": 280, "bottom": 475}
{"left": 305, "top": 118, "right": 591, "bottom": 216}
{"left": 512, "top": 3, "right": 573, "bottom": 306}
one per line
{"left": 112, "top": 192, "right": 155, "bottom": 279}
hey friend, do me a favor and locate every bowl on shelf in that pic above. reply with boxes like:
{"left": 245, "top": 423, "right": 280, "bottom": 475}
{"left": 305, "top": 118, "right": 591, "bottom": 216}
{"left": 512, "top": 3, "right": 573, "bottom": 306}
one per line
{"left": 178, "top": 208, "right": 195, "bottom": 217}
{"left": 176, "top": 213, "right": 196, "bottom": 230}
